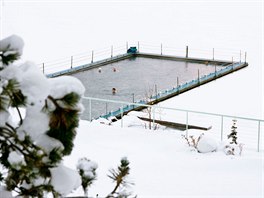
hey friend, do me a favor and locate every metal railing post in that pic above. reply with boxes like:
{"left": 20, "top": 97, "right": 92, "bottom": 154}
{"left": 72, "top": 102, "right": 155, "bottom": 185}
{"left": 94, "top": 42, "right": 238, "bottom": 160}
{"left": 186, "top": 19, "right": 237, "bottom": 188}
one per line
{"left": 221, "top": 115, "right": 224, "bottom": 141}
{"left": 71, "top": 56, "right": 73, "bottom": 68}
{"left": 111, "top": 45, "right": 113, "bottom": 58}
{"left": 42, "top": 63, "right": 45, "bottom": 74}
{"left": 257, "top": 121, "right": 260, "bottom": 152}
{"left": 89, "top": 99, "right": 92, "bottom": 122}
{"left": 105, "top": 102, "right": 108, "bottom": 115}
{"left": 240, "top": 50, "right": 241, "bottom": 63}
{"left": 91, "top": 51, "right": 94, "bottom": 63}
{"left": 186, "top": 46, "right": 189, "bottom": 58}
{"left": 161, "top": 43, "right": 163, "bottom": 55}
{"left": 152, "top": 106, "right": 156, "bottom": 131}
{"left": 198, "top": 69, "right": 200, "bottom": 82}
{"left": 137, "top": 41, "right": 140, "bottom": 52}
{"left": 186, "top": 111, "right": 189, "bottom": 137}
{"left": 121, "top": 106, "right": 124, "bottom": 128}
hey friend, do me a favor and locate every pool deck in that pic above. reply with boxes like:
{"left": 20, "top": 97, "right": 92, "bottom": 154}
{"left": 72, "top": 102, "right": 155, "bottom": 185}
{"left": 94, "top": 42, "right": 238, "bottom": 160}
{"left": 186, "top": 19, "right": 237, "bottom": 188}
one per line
{"left": 46, "top": 52, "right": 237, "bottom": 78}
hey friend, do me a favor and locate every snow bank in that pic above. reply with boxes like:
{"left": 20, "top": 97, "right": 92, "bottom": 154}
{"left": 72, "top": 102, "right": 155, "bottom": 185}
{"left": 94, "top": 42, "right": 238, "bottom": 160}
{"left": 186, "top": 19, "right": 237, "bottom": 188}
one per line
{"left": 50, "top": 164, "right": 81, "bottom": 196}
{"left": 197, "top": 134, "right": 218, "bottom": 153}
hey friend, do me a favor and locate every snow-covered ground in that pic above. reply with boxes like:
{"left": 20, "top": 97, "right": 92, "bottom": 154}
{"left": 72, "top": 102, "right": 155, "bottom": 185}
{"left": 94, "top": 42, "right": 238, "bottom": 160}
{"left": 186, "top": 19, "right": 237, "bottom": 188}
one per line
{"left": 2, "top": 1, "right": 263, "bottom": 198}
{"left": 64, "top": 120, "right": 263, "bottom": 198}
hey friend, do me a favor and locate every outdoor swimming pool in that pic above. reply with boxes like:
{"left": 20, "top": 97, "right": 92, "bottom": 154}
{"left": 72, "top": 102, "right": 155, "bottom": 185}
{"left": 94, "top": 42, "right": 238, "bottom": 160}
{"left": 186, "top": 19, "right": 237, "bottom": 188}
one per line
{"left": 71, "top": 56, "right": 225, "bottom": 120}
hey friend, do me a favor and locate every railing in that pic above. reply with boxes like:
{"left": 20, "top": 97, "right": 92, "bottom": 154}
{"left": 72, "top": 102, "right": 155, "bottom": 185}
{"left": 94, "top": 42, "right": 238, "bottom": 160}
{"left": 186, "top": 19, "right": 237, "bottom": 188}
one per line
{"left": 82, "top": 96, "right": 263, "bottom": 152}
{"left": 38, "top": 42, "right": 247, "bottom": 75}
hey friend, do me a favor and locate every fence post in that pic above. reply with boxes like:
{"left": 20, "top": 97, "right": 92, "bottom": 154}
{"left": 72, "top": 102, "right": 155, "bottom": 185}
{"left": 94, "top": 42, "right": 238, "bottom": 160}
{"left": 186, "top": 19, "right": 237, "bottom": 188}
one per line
{"left": 232, "top": 57, "right": 234, "bottom": 70}
{"left": 111, "top": 45, "right": 113, "bottom": 58}
{"left": 91, "top": 51, "right": 94, "bottom": 63}
{"left": 257, "top": 121, "right": 260, "bottom": 152}
{"left": 120, "top": 106, "right": 123, "bottom": 128}
{"left": 155, "top": 84, "right": 158, "bottom": 99}
{"left": 214, "top": 63, "right": 217, "bottom": 77}
{"left": 152, "top": 106, "right": 156, "bottom": 131}
{"left": 240, "top": 50, "right": 241, "bottom": 63}
{"left": 137, "top": 41, "right": 140, "bottom": 52}
{"left": 245, "top": 52, "right": 247, "bottom": 63}
{"left": 105, "top": 102, "right": 108, "bottom": 115}
{"left": 186, "top": 46, "right": 189, "bottom": 58}
{"left": 221, "top": 115, "right": 223, "bottom": 141}
{"left": 186, "top": 111, "right": 189, "bottom": 137}
{"left": 42, "top": 63, "right": 45, "bottom": 74}
{"left": 213, "top": 48, "right": 214, "bottom": 60}
{"left": 71, "top": 56, "right": 73, "bottom": 69}
{"left": 89, "top": 99, "right": 92, "bottom": 122}
{"left": 161, "top": 43, "right": 163, "bottom": 55}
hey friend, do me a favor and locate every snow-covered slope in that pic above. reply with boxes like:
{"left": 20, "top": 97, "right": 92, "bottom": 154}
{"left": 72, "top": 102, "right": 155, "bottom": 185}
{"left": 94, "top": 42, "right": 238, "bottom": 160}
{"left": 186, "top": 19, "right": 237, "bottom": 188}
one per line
{"left": 64, "top": 121, "right": 263, "bottom": 198}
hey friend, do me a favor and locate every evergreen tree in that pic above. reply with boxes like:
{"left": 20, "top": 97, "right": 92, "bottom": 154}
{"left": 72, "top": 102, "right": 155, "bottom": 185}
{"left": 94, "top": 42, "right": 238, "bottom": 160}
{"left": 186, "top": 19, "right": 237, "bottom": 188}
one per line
{"left": 107, "top": 157, "right": 132, "bottom": 198}
{"left": 77, "top": 158, "right": 98, "bottom": 197}
{"left": 227, "top": 119, "right": 238, "bottom": 144}
{"left": 0, "top": 35, "right": 84, "bottom": 196}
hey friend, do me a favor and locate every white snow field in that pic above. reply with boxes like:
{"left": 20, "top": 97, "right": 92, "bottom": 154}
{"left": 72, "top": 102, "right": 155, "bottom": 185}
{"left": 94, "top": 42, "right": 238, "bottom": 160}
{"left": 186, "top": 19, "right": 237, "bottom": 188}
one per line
{"left": 2, "top": 1, "right": 263, "bottom": 198}
{"left": 64, "top": 120, "right": 263, "bottom": 198}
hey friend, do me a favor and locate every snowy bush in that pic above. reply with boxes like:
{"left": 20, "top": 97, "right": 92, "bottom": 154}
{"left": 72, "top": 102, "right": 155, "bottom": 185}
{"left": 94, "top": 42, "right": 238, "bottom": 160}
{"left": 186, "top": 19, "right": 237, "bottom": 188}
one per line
{"left": 77, "top": 158, "right": 98, "bottom": 197}
{"left": 0, "top": 35, "right": 84, "bottom": 197}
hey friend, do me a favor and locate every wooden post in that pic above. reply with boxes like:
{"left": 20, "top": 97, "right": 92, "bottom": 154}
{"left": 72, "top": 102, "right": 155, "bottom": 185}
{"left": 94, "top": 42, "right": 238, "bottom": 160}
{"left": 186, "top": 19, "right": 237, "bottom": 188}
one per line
{"left": 42, "top": 63, "right": 44, "bottom": 74}
{"left": 111, "top": 45, "right": 113, "bottom": 58}
{"left": 213, "top": 48, "right": 214, "bottom": 60}
{"left": 161, "top": 43, "right": 163, "bottom": 55}
{"left": 91, "top": 51, "right": 94, "bottom": 63}
{"left": 71, "top": 56, "right": 73, "bottom": 68}
{"left": 186, "top": 46, "right": 188, "bottom": 58}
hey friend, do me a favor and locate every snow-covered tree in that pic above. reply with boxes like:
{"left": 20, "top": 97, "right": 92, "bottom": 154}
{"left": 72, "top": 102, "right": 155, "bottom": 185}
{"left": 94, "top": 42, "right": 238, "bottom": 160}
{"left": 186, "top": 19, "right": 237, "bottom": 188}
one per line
{"left": 227, "top": 119, "right": 238, "bottom": 144}
{"left": 0, "top": 35, "right": 83, "bottom": 197}
{"left": 77, "top": 158, "right": 98, "bottom": 197}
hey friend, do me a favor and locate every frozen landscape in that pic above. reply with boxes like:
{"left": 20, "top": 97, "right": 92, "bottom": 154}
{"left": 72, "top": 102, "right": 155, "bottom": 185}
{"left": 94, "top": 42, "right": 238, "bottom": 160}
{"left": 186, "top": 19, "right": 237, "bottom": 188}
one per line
{"left": 1, "top": 0, "right": 263, "bottom": 198}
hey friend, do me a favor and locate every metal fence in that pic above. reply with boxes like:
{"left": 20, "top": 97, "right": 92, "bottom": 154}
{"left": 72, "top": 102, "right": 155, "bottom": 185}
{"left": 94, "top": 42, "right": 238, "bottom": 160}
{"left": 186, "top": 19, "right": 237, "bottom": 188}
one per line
{"left": 82, "top": 96, "right": 263, "bottom": 152}
{"left": 38, "top": 42, "right": 247, "bottom": 75}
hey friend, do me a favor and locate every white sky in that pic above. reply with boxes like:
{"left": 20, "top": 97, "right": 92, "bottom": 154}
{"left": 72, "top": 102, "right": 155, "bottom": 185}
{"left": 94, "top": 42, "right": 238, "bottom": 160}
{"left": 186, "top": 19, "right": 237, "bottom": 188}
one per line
{"left": 1, "top": 0, "right": 263, "bottom": 119}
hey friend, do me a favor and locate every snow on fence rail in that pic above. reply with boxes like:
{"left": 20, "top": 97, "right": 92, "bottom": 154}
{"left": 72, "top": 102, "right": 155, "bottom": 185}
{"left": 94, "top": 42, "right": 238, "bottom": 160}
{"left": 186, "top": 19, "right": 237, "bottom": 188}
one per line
{"left": 82, "top": 96, "right": 263, "bottom": 152}
{"left": 38, "top": 42, "right": 247, "bottom": 75}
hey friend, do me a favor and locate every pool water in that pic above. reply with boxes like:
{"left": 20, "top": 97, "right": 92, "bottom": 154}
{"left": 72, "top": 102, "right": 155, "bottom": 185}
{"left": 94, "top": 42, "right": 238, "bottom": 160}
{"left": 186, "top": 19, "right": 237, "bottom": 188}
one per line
{"left": 71, "top": 57, "right": 224, "bottom": 120}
